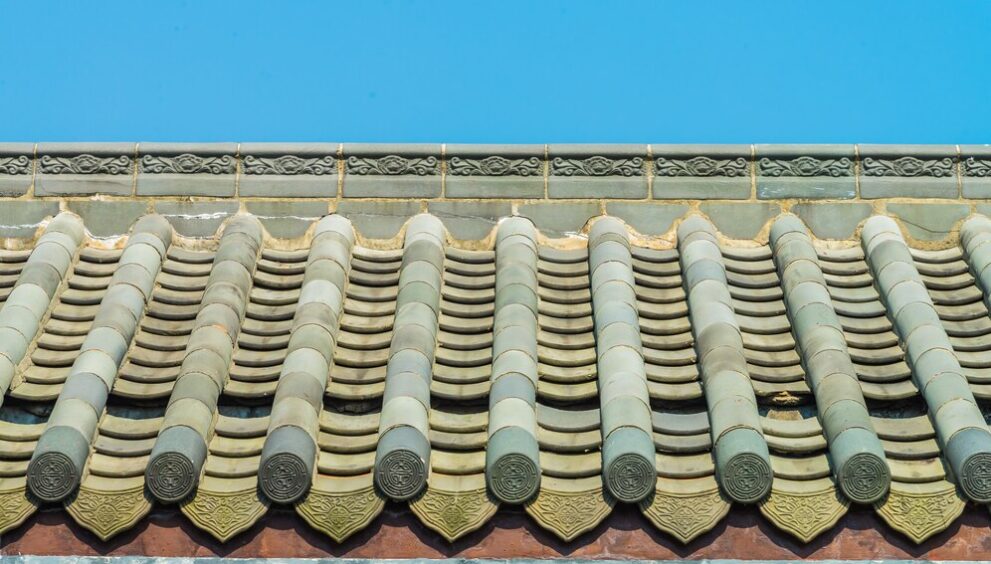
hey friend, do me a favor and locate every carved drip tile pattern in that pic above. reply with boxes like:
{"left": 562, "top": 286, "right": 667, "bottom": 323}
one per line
{"left": 874, "top": 481, "right": 965, "bottom": 544}
{"left": 65, "top": 483, "right": 152, "bottom": 541}
{"left": 180, "top": 481, "right": 270, "bottom": 542}
{"left": 296, "top": 483, "right": 385, "bottom": 543}
{"left": 525, "top": 479, "right": 614, "bottom": 542}
{"left": 758, "top": 479, "right": 848, "bottom": 543}
{"left": 640, "top": 479, "right": 730, "bottom": 544}
{"left": 410, "top": 485, "right": 499, "bottom": 542}
{"left": 5, "top": 201, "right": 991, "bottom": 549}
{"left": 0, "top": 483, "right": 38, "bottom": 534}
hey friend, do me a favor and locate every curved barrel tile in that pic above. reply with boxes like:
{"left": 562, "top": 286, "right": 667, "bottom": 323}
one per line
{"left": 863, "top": 215, "right": 991, "bottom": 503}
{"left": 26, "top": 215, "right": 172, "bottom": 502}
{"left": 769, "top": 214, "right": 890, "bottom": 504}
{"left": 485, "top": 217, "right": 541, "bottom": 504}
{"left": 677, "top": 215, "right": 772, "bottom": 504}
{"left": 145, "top": 215, "right": 263, "bottom": 503}
{"left": 0, "top": 213, "right": 85, "bottom": 399}
{"left": 588, "top": 217, "right": 655, "bottom": 503}
{"left": 373, "top": 214, "right": 444, "bottom": 501}
{"left": 258, "top": 215, "right": 354, "bottom": 504}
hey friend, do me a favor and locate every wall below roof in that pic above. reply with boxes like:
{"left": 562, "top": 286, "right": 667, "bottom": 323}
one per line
{"left": 3, "top": 503, "right": 990, "bottom": 560}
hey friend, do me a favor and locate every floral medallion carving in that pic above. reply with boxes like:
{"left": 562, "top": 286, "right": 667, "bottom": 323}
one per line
{"left": 448, "top": 156, "right": 542, "bottom": 177}
{"left": 40, "top": 154, "right": 132, "bottom": 175}
{"left": 862, "top": 156, "right": 954, "bottom": 177}
{"left": 141, "top": 153, "right": 236, "bottom": 174}
{"left": 66, "top": 484, "right": 151, "bottom": 541}
{"left": 243, "top": 155, "right": 337, "bottom": 175}
{"left": 0, "top": 155, "right": 31, "bottom": 175}
{"left": 656, "top": 156, "right": 748, "bottom": 177}
{"left": 551, "top": 156, "right": 643, "bottom": 177}
{"left": 640, "top": 487, "right": 729, "bottom": 543}
{"left": 346, "top": 155, "right": 439, "bottom": 176}
{"left": 410, "top": 486, "right": 498, "bottom": 542}
{"left": 525, "top": 486, "right": 613, "bottom": 541}
{"left": 0, "top": 487, "right": 38, "bottom": 534}
{"left": 759, "top": 156, "right": 852, "bottom": 177}
{"left": 296, "top": 485, "right": 384, "bottom": 543}
{"left": 874, "top": 483, "right": 964, "bottom": 544}
{"left": 759, "top": 485, "right": 848, "bottom": 543}
{"left": 964, "top": 157, "right": 991, "bottom": 177}
{"left": 180, "top": 487, "right": 268, "bottom": 542}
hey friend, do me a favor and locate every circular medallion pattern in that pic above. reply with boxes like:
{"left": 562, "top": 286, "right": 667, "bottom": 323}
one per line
{"left": 146, "top": 452, "right": 196, "bottom": 503}
{"left": 722, "top": 452, "right": 772, "bottom": 503}
{"left": 606, "top": 452, "right": 655, "bottom": 503}
{"left": 961, "top": 452, "right": 991, "bottom": 503}
{"left": 840, "top": 452, "right": 889, "bottom": 503}
{"left": 27, "top": 452, "right": 77, "bottom": 502}
{"left": 260, "top": 452, "right": 310, "bottom": 504}
{"left": 489, "top": 453, "right": 539, "bottom": 504}
{"left": 375, "top": 449, "right": 426, "bottom": 501}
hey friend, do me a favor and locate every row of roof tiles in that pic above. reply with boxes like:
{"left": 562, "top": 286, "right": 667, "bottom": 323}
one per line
{"left": 2, "top": 208, "right": 991, "bottom": 543}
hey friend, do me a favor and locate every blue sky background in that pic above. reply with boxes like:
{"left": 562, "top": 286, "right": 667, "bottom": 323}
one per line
{"left": 1, "top": 0, "right": 988, "bottom": 143}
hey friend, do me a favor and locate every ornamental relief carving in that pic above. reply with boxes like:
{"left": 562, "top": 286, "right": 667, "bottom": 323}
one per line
{"left": 346, "top": 155, "right": 439, "bottom": 176}
{"left": 448, "top": 156, "right": 542, "bottom": 177}
{"left": 180, "top": 487, "right": 268, "bottom": 542}
{"left": 296, "top": 485, "right": 384, "bottom": 543}
{"left": 0, "top": 487, "right": 38, "bottom": 534}
{"left": 65, "top": 484, "right": 151, "bottom": 541}
{"left": 862, "top": 156, "right": 955, "bottom": 177}
{"left": 964, "top": 157, "right": 991, "bottom": 177}
{"left": 640, "top": 487, "right": 729, "bottom": 543}
{"left": 551, "top": 156, "right": 644, "bottom": 177}
{"left": 758, "top": 486, "right": 848, "bottom": 543}
{"left": 243, "top": 154, "right": 337, "bottom": 175}
{"left": 759, "top": 156, "right": 852, "bottom": 177}
{"left": 410, "top": 486, "right": 498, "bottom": 542}
{"left": 656, "top": 156, "right": 749, "bottom": 177}
{"left": 40, "top": 154, "right": 132, "bottom": 175}
{"left": 525, "top": 487, "right": 613, "bottom": 541}
{"left": 0, "top": 155, "right": 31, "bottom": 175}
{"left": 141, "top": 153, "right": 236, "bottom": 174}
{"left": 874, "top": 484, "right": 965, "bottom": 544}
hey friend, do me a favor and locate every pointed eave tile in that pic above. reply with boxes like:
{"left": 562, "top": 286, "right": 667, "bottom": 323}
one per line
{"left": 295, "top": 473, "right": 384, "bottom": 543}
{"left": 410, "top": 473, "right": 498, "bottom": 542}
{"left": 640, "top": 475, "right": 729, "bottom": 543}
{"left": 874, "top": 480, "right": 965, "bottom": 544}
{"left": 180, "top": 476, "right": 269, "bottom": 542}
{"left": 758, "top": 477, "right": 848, "bottom": 543}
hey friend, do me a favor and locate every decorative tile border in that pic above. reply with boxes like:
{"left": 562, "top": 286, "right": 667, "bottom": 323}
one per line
{"left": 2, "top": 143, "right": 989, "bottom": 200}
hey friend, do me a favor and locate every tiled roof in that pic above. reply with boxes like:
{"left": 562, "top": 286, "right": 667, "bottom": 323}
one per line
{"left": 2, "top": 143, "right": 991, "bottom": 549}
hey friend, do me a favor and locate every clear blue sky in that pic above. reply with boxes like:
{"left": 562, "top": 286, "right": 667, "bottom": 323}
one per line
{"left": 2, "top": 1, "right": 988, "bottom": 143}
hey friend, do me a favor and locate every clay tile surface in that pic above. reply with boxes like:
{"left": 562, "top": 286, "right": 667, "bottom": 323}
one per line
{"left": 4, "top": 143, "right": 991, "bottom": 559}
